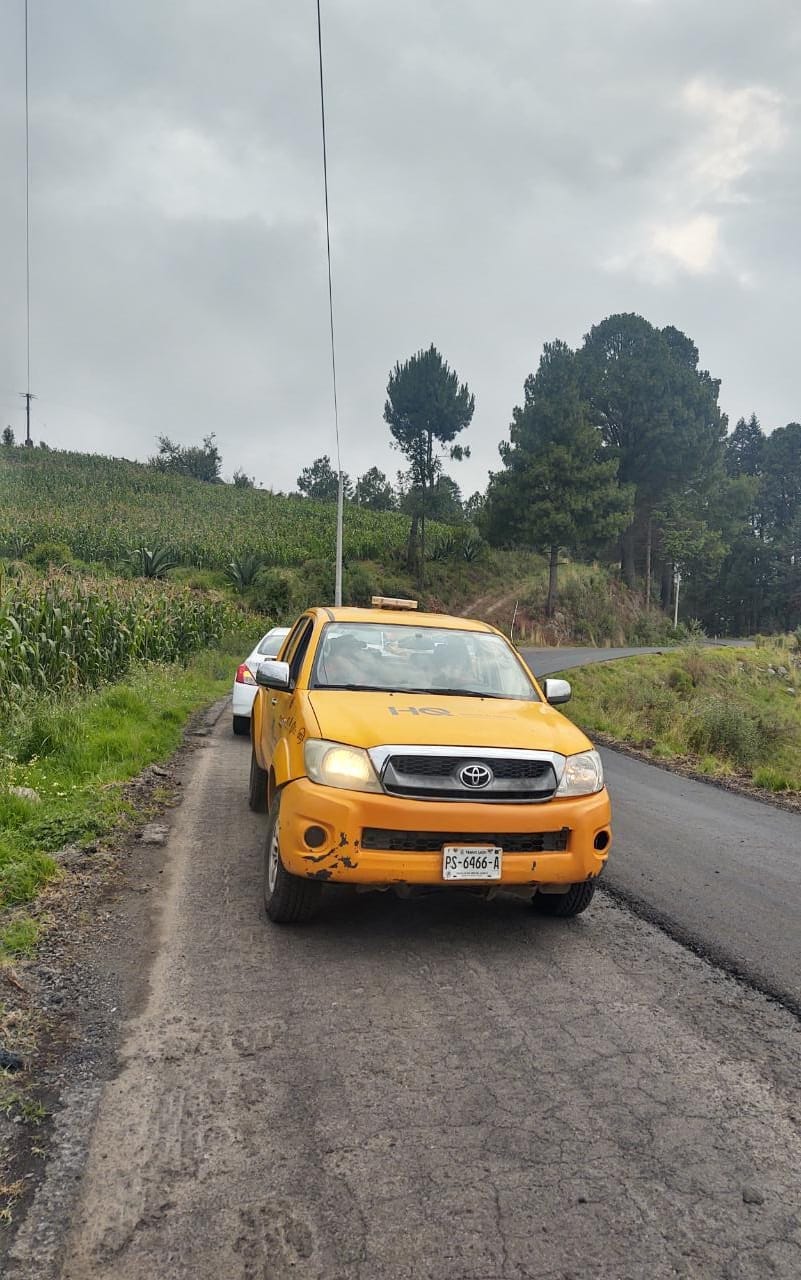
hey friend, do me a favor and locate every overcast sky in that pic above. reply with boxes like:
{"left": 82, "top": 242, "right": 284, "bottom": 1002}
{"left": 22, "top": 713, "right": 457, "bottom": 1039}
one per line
{"left": 1, "top": 0, "right": 799, "bottom": 493}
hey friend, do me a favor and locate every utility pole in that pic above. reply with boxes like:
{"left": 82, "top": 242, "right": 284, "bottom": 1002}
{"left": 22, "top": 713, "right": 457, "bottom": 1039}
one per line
{"left": 20, "top": 391, "right": 36, "bottom": 446}
{"left": 335, "top": 471, "right": 344, "bottom": 607}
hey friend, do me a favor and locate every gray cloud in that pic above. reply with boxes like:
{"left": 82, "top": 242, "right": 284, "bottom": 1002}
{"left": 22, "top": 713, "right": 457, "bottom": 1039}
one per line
{"left": 1, "top": 0, "right": 799, "bottom": 493}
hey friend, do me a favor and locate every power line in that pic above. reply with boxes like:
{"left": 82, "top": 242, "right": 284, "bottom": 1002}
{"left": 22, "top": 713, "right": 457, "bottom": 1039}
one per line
{"left": 316, "top": 0, "right": 341, "bottom": 475}
{"left": 21, "top": 0, "right": 33, "bottom": 446}
{"left": 315, "top": 0, "right": 344, "bottom": 606}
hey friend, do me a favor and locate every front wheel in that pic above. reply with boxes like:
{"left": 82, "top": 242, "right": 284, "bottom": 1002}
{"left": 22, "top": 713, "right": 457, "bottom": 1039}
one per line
{"left": 263, "top": 793, "right": 322, "bottom": 924}
{"left": 532, "top": 882, "right": 595, "bottom": 918}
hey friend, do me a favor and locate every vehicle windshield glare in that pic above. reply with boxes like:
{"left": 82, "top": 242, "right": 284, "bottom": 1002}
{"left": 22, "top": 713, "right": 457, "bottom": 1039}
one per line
{"left": 311, "top": 623, "right": 537, "bottom": 700}
{"left": 257, "top": 633, "right": 287, "bottom": 657}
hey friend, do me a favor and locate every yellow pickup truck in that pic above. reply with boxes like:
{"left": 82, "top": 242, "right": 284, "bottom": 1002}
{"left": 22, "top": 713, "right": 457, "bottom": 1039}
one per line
{"left": 249, "top": 599, "right": 611, "bottom": 923}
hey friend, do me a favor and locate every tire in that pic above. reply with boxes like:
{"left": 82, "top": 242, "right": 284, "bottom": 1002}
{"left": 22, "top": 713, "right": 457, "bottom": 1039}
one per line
{"left": 232, "top": 715, "right": 250, "bottom": 737}
{"left": 263, "top": 793, "right": 322, "bottom": 924}
{"left": 532, "top": 881, "right": 596, "bottom": 918}
{"left": 248, "top": 748, "right": 269, "bottom": 813}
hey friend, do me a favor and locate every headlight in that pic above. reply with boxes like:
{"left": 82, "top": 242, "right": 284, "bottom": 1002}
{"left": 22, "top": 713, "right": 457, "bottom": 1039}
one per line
{"left": 556, "top": 750, "right": 604, "bottom": 796}
{"left": 304, "top": 739, "right": 383, "bottom": 793}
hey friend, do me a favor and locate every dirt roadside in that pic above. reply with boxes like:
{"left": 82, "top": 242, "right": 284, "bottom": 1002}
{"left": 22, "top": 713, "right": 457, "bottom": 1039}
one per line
{"left": 0, "top": 697, "right": 230, "bottom": 1257}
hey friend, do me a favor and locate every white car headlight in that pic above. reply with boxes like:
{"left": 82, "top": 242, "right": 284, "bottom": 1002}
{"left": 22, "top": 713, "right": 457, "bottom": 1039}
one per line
{"left": 556, "top": 750, "right": 604, "bottom": 796}
{"left": 304, "top": 739, "right": 383, "bottom": 794}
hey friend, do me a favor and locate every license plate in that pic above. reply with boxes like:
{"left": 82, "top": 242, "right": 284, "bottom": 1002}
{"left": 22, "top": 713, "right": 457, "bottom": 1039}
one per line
{"left": 442, "top": 846, "right": 503, "bottom": 881}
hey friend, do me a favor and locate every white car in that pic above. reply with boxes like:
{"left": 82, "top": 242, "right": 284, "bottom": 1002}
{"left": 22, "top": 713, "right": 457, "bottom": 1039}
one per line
{"left": 232, "top": 627, "right": 291, "bottom": 736}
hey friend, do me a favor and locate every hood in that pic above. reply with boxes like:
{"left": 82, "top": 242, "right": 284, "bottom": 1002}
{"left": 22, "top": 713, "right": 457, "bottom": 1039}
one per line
{"left": 306, "top": 690, "right": 592, "bottom": 756}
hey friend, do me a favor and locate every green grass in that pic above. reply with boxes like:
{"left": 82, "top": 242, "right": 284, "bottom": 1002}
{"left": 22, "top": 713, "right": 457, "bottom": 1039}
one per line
{"left": 0, "top": 915, "right": 40, "bottom": 957}
{"left": 559, "top": 642, "right": 801, "bottom": 790}
{"left": 1, "top": 1093, "right": 47, "bottom": 1126}
{"left": 0, "top": 634, "right": 251, "bottom": 948}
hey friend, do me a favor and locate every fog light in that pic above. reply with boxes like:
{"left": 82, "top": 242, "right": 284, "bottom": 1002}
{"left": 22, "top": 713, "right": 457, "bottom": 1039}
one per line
{"left": 594, "top": 830, "right": 610, "bottom": 851}
{"left": 304, "top": 825, "right": 327, "bottom": 849}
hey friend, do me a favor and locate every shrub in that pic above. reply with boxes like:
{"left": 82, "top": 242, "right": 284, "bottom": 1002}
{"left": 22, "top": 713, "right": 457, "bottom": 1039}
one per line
{"left": 29, "top": 540, "right": 73, "bottom": 569}
{"left": 626, "top": 611, "right": 675, "bottom": 645}
{"left": 427, "top": 532, "right": 457, "bottom": 562}
{"left": 461, "top": 536, "right": 484, "bottom": 563}
{"left": 685, "top": 698, "right": 760, "bottom": 767}
{"left": 129, "top": 544, "right": 177, "bottom": 579}
{"left": 554, "top": 573, "right": 620, "bottom": 645}
{"left": 374, "top": 576, "right": 416, "bottom": 603}
{"left": 683, "top": 646, "right": 710, "bottom": 686}
{"left": 11, "top": 698, "right": 82, "bottom": 762}
{"left": 752, "top": 766, "right": 793, "bottom": 792}
{"left": 666, "top": 667, "right": 693, "bottom": 694}
{"left": 247, "top": 568, "right": 294, "bottom": 620}
{"left": 345, "top": 564, "right": 376, "bottom": 607}
{"left": 225, "top": 553, "right": 264, "bottom": 593}
{"left": 684, "top": 617, "right": 707, "bottom": 640}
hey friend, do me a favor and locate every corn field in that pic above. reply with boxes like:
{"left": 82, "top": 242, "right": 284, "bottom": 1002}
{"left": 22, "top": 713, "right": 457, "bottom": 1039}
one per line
{"left": 0, "top": 447, "right": 433, "bottom": 570}
{"left": 0, "top": 570, "right": 236, "bottom": 706}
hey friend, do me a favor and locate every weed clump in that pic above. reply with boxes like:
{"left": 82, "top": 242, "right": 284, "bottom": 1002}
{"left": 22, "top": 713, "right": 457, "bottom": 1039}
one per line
{"left": 685, "top": 698, "right": 760, "bottom": 767}
{"left": 666, "top": 667, "right": 693, "bottom": 694}
{"left": 753, "top": 766, "right": 793, "bottom": 792}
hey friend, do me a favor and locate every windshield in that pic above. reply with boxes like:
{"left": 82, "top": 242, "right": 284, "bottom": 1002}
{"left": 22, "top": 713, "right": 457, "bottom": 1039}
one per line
{"left": 257, "top": 632, "right": 288, "bottom": 657}
{"left": 310, "top": 623, "right": 537, "bottom": 700}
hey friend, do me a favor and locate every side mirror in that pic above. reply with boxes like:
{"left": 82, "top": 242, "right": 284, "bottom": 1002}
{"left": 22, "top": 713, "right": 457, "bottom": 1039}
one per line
{"left": 543, "top": 677, "right": 571, "bottom": 705}
{"left": 256, "top": 659, "right": 291, "bottom": 691}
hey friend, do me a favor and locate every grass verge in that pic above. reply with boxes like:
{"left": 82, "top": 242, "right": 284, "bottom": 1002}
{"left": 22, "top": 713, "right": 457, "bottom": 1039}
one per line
{"left": 0, "top": 633, "right": 251, "bottom": 959}
{"left": 559, "top": 640, "right": 801, "bottom": 793}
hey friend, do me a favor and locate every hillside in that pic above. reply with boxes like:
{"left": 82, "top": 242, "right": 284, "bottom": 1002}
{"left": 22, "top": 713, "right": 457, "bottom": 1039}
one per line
{"left": 0, "top": 445, "right": 445, "bottom": 569}
{"left": 560, "top": 640, "right": 801, "bottom": 797}
{"left": 0, "top": 443, "right": 684, "bottom": 644}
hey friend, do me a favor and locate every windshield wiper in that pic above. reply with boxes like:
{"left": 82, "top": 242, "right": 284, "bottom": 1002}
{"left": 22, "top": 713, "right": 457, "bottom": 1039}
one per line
{"left": 404, "top": 687, "right": 502, "bottom": 699}
{"left": 312, "top": 683, "right": 396, "bottom": 693}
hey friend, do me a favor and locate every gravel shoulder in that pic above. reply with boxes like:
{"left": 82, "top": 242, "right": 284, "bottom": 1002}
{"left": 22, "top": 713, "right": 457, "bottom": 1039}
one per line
{"left": 0, "top": 699, "right": 228, "bottom": 1259}
{"left": 5, "top": 711, "right": 801, "bottom": 1279}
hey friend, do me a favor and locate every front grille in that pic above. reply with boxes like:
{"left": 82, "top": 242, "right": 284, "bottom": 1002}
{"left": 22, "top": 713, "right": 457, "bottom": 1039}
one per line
{"left": 391, "top": 755, "right": 551, "bottom": 780}
{"left": 361, "top": 827, "right": 570, "bottom": 854}
{"left": 381, "top": 752, "right": 558, "bottom": 802}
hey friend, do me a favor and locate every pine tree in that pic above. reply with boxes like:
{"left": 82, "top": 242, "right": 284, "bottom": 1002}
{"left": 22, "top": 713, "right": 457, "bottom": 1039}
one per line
{"left": 484, "top": 341, "right": 632, "bottom": 615}
{"left": 384, "top": 345, "right": 474, "bottom": 580}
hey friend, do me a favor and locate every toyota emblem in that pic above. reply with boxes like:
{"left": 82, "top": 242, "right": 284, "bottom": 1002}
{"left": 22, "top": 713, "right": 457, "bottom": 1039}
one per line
{"left": 459, "top": 762, "right": 493, "bottom": 789}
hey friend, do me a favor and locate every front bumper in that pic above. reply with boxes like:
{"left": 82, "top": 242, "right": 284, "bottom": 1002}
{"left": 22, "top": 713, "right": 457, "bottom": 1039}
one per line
{"left": 278, "top": 777, "right": 612, "bottom": 887}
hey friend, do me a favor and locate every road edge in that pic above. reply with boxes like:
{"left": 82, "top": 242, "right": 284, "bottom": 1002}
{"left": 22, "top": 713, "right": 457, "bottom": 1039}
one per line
{"left": 0, "top": 696, "right": 230, "bottom": 1268}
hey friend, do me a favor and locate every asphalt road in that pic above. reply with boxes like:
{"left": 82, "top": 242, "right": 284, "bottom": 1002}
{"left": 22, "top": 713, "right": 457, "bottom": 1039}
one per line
{"left": 523, "top": 645, "right": 801, "bottom": 1011}
{"left": 521, "top": 641, "right": 755, "bottom": 679}
{"left": 521, "top": 645, "right": 670, "bottom": 676}
{"left": 10, "top": 705, "right": 801, "bottom": 1279}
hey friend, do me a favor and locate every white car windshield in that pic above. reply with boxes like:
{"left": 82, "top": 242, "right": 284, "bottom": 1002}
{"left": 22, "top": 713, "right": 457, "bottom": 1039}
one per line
{"left": 257, "top": 633, "right": 287, "bottom": 657}
{"left": 311, "top": 623, "right": 537, "bottom": 700}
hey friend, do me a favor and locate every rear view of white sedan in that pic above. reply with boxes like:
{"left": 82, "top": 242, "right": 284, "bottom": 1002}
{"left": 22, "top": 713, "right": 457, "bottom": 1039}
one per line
{"left": 232, "top": 627, "right": 291, "bottom": 736}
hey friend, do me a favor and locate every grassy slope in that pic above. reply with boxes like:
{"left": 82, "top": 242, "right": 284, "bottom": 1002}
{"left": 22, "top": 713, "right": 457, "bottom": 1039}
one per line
{"left": 560, "top": 642, "right": 801, "bottom": 791}
{"left": 0, "top": 445, "right": 685, "bottom": 642}
{"left": 0, "top": 638, "right": 250, "bottom": 956}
